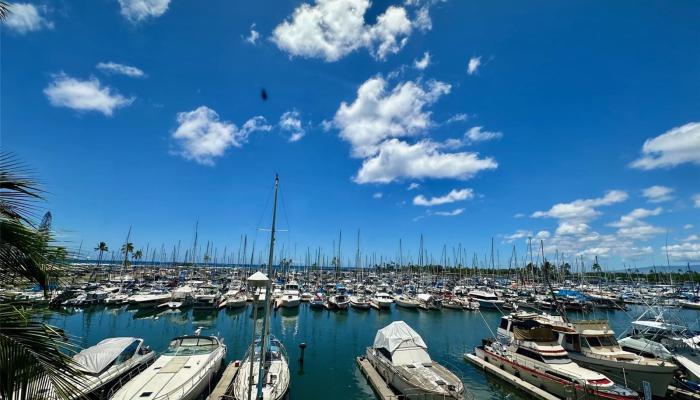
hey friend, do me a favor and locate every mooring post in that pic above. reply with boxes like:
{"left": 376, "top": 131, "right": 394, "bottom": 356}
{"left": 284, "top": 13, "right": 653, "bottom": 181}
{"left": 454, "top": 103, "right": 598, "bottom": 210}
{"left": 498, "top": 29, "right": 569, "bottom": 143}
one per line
{"left": 299, "top": 342, "right": 307, "bottom": 365}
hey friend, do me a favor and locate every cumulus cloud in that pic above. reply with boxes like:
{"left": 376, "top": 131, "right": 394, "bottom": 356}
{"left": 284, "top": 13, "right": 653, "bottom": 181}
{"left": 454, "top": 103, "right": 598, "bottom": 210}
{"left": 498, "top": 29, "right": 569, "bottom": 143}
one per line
{"left": 332, "top": 76, "right": 498, "bottom": 184}
{"left": 118, "top": 0, "right": 170, "bottom": 23}
{"left": 272, "top": 0, "right": 420, "bottom": 61}
{"left": 407, "top": 182, "right": 420, "bottom": 191}
{"left": 608, "top": 207, "right": 663, "bottom": 228}
{"left": 642, "top": 185, "right": 674, "bottom": 203}
{"left": 683, "top": 235, "right": 699, "bottom": 242}
{"left": 685, "top": 224, "right": 695, "bottom": 230}
{"left": 4, "top": 3, "right": 53, "bottom": 34}
{"left": 44, "top": 73, "right": 134, "bottom": 116}
{"left": 413, "top": 188, "right": 473, "bottom": 206}
{"left": 354, "top": 139, "right": 497, "bottom": 183}
{"left": 467, "top": 56, "right": 481, "bottom": 75}
{"left": 414, "top": 52, "right": 431, "bottom": 70}
{"left": 663, "top": 242, "right": 700, "bottom": 262}
{"left": 465, "top": 126, "right": 502, "bottom": 143}
{"left": 245, "top": 23, "right": 260, "bottom": 44}
{"left": 171, "top": 106, "right": 271, "bottom": 165}
{"left": 532, "top": 190, "right": 628, "bottom": 222}
{"left": 445, "top": 113, "right": 468, "bottom": 124}
{"left": 96, "top": 62, "right": 146, "bottom": 78}
{"left": 630, "top": 122, "right": 700, "bottom": 170}
{"left": 279, "top": 110, "right": 305, "bottom": 142}
{"left": 694, "top": 194, "right": 700, "bottom": 208}
{"left": 372, "top": 192, "right": 383, "bottom": 199}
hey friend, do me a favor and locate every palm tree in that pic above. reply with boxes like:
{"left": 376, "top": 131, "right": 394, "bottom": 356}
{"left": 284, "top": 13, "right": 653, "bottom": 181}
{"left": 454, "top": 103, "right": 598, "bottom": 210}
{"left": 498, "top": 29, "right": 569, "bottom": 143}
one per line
{"left": 121, "top": 242, "right": 134, "bottom": 266}
{"left": 94, "top": 242, "right": 108, "bottom": 268}
{"left": 0, "top": 2, "right": 10, "bottom": 21}
{"left": 132, "top": 249, "right": 143, "bottom": 263}
{"left": 0, "top": 153, "right": 84, "bottom": 399}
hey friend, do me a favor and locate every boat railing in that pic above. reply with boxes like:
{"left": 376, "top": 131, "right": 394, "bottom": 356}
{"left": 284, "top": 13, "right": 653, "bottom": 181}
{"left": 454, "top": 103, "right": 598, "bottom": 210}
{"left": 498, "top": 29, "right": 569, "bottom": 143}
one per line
{"left": 105, "top": 356, "right": 156, "bottom": 399}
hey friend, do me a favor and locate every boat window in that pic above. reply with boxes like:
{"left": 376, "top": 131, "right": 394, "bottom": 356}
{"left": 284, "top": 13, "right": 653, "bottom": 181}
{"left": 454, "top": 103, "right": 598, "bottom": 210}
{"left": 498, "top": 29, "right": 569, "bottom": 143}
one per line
{"left": 541, "top": 354, "right": 571, "bottom": 364}
{"left": 377, "top": 347, "right": 392, "bottom": 361}
{"left": 586, "top": 336, "right": 616, "bottom": 347}
{"left": 515, "top": 347, "right": 544, "bottom": 362}
{"left": 164, "top": 337, "right": 216, "bottom": 355}
{"left": 115, "top": 340, "right": 139, "bottom": 364}
{"left": 499, "top": 319, "right": 509, "bottom": 330}
{"left": 546, "top": 370, "right": 573, "bottom": 382}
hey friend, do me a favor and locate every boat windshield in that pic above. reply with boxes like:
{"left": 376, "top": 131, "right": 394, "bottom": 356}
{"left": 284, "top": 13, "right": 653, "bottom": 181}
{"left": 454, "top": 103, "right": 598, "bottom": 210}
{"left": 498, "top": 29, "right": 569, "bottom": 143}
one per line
{"left": 541, "top": 354, "right": 571, "bottom": 364}
{"left": 164, "top": 337, "right": 217, "bottom": 356}
{"left": 250, "top": 339, "right": 287, "bottom": 361}
{"left": 585, "top": 335, "right": 618, "bottom": 347}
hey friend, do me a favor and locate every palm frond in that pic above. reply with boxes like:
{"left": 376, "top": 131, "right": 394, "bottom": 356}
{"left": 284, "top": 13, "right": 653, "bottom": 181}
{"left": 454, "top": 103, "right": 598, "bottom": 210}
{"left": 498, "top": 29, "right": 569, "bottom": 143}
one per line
{"left": 0, "top": 153, "right": 45, "bottom": 226}
{"left": 0, "top": 304, "right": 86, "bottom": 400}
{"left": 0, "top": 1, "right": 10, "bottom": 21}
{"left": 0, "top": 219, "right": 50, "bottom": 292}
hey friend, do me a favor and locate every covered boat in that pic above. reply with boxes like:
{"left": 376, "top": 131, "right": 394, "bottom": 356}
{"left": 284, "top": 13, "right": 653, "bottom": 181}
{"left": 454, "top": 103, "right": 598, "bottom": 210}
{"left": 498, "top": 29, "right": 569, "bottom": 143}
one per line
{"left": 365, "top": 321, "right": 464, "bottom": 399}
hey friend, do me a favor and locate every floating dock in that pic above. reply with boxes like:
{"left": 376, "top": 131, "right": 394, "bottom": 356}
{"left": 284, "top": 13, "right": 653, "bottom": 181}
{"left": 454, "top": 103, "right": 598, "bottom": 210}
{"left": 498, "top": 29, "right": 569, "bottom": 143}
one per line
{"left": 464, "top": 353, "right": 559, "bottom": 400}
{"left": 208, "top": 361, "right": 240, "bottom": 400}
{"left": 356, "top": 356, "right": 397, "bottom": 400}
{"left": 669, "top": 385, "right": 700, "bottom": 400}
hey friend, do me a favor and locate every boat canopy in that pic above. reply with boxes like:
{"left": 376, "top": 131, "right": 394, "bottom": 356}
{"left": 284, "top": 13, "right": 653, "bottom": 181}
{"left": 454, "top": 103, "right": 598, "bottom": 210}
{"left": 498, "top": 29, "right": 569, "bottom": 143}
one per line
{"left": 73, "top": 337, "right": 140, "bottom": 374}
{"left": 373, "top": 321, "right": 431, "bottom": 366}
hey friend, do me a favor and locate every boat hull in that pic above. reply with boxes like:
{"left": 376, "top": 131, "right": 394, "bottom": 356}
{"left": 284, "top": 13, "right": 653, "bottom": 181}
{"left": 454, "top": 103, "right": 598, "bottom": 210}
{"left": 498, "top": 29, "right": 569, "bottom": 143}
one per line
{"left": 569, "top": 352, "right": 674, "bottom": 398}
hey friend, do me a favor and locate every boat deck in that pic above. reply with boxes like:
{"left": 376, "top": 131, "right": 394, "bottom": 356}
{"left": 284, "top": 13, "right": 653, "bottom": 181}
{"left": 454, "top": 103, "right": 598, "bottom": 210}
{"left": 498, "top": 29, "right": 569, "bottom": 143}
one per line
{"left": 464, "top": 353, "right": 558, "bottom": 400}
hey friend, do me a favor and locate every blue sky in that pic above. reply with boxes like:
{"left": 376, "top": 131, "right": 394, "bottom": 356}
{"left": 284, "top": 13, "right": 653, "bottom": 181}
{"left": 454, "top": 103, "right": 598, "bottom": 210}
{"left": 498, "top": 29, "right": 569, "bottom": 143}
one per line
{"left": 3, "top": 0, "right": 699, "bottom": 268}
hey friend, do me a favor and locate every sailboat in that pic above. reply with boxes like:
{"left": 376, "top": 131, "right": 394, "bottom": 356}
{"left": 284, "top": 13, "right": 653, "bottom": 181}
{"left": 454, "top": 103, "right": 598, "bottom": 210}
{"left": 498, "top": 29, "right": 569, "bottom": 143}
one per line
{"left": 232, "top": 175, "right": 291, "bottom": 400}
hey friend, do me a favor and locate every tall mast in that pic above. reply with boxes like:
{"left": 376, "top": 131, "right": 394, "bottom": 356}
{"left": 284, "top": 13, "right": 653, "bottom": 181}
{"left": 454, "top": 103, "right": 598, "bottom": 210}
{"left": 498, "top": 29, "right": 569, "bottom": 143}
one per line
{"left": 256, "top": 174, "right": 279, "bottom": 399}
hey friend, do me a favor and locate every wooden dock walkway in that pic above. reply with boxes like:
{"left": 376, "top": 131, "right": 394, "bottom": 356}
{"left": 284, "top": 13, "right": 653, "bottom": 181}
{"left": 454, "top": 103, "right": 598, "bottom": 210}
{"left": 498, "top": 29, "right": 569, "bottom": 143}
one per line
{"left": 208, "top": 361, "right": 240, "bottom": 400}
{"left": 464, "top": 353, "right": 558, "bottom": 400}
{"left": 356, "top": 356, "right": 397, "bottom": 400}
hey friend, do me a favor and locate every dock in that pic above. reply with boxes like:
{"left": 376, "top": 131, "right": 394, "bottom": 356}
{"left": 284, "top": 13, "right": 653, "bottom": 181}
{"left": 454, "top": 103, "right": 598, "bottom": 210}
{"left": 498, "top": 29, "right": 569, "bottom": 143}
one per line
{"left": 463, "top": 353, "right": 558, "bottom": 400}
{"left": 669, "top": 385, "right": 700, "bottom": 400}
{"left": 356, "top": 356, "right": 397, "bottom": 400}
{"left": 208, "top": 361, "right": 240, "bottom": 400}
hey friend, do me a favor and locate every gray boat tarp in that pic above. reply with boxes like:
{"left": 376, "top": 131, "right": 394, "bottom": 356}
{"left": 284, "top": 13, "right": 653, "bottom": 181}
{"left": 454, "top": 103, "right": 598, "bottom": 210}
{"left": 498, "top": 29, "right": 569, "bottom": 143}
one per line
{"left": 373, "top": 321, "right": 431, "bottom": 366}
{"left": 73, "top": 337, "right": 139, "bottom": 374}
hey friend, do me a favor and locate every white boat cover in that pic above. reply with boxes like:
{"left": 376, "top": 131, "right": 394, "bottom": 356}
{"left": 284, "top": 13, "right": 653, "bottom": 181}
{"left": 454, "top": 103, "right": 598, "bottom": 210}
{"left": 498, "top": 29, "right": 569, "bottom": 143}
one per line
{"left": 373, "top": 321, "right": 427, "bottom": 353}
{"left": 416, "top": 293, "right": 432, "bottom": 302}
{"left": 73, "top": 337, "right": 139, "bottom": 374}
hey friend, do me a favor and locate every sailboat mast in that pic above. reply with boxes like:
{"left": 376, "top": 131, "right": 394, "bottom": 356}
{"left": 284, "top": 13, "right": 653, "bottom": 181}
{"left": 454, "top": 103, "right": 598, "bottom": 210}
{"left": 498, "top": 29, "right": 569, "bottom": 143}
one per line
{"left": 256, "top": 174, "right": 279, "bottom": 399}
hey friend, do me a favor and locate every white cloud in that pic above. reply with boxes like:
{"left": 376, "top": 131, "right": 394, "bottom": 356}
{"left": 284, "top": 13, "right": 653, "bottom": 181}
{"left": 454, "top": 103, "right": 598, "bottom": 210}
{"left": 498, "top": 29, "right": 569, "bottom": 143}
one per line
{"left": 616, "top": 224, "right": 664, "bottom": 241}
{"left": 466, "top": 126, "right": 502, "bottom": 143}
{"left": 434, "top": 208, "right": 463, "bottom": 217}
{"left": 96, "top": 62, "right": 146, "bottom": 78}
{"left": 630, "top": 122, "right": 700, "bottom": 170}
{"left": 532, "top": 190, "right": 628, "bottom": 222}
{"left": 503, "top": 230, "right": 532, "bottom": 243}
{"left": 4, "top": 3, "right": 53, "bottom": 34}
{"left": 467, "top": 56, "right": 481, "bottom": 75}
{"left": 513, "top": 213, "right": 525, "bottom": 218}
{"left": 663, "top": 242, "right": 700, "bottom": 262}
{"left": 413, "top": 6, "right": 431, "bottom": 31}
{"left": 118, "top": 0, "right": 170, "bottom": 23}
{"left": 413, "top": 188, "right": 473, "bottom": 206}
{"left": 642, "top": 185, "right": 674, "bottom": 203}
{"left": 555, "top": 222, "right": 591, "bottom": 236}
{"left": 44, "top": 73, "right": 134, "bottom": 116}
{"left": 683, "top": 235, "right": 699, "bottom": 242}
{"left": 333, "top": 75, "right": 498, "bottom": 183}
{"left": 407, "top": 182, "right": 420, "bottom": 191}
{"left": 685, "top": 224, "right": 695, "bottom": 230}
{"left": 171, "top": 106, "right": 271, "bottom": 165}
{"left": 535, "top": 230, "right": 551, "bottom": 239}
{"left": 445, "top": 113, "right": 468, "bottom": 124}
{"left": 354, "top": 139, "right": 497, "bottom": 183}
{"left": 245, "top": 23, "right": 260, "bottom": 44}
{"left": 608, "top": 207, "right": 663, "bottom": 228}
{"left": 372, "top": 192, "right": 383, "bottom": 199}
{"left": 279, "top": 110, "right": 305, "bottom": 142}
{"left": 334, "top": 76, "right": 449, "bottom": 157}
{"left": 272, "top": 0, "right": 417, "bottom": 61}
{"left": 414, "top": 52, "right": 431, "bottom": 70}
{"left": 694, "top": 194, "right": 700, "bottom": 208}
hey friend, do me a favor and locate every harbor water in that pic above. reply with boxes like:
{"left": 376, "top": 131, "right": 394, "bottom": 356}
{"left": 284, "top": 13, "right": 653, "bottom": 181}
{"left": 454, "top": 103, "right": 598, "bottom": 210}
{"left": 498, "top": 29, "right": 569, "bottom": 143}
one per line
{"left": 42, "top": 304, "right": 700, "bottom": 400}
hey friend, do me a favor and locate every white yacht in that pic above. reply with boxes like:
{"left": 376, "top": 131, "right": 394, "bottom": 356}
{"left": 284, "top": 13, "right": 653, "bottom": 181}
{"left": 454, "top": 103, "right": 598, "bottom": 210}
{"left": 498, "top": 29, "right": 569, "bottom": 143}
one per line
{"left": 366, "top": 321, "right": 464, "bottom": 399}
{"left": 417, "top": 293, "right": 441, "bottom": 310}
{"left": 232, "top": 336, "right": 290, "bottom": 400}
{"left": 539, "top": 315, "right": 676, "bottom": 398}
{"left": 394, "top": 294, "right": 419, "bottom": 309}
{"left": 349, "top": 294, "right": 371, "bottom": 309}
{"left": 473, "top": 313, "right": 639, "bottom": 400}
{"left": 327, "top": 292, "right": 350, "bottom": 309}
{"left": 37, "top": 337, "right": 155, "bottom": 400}
{"left": 111, "top": 334, "right": 226, "bottom": 400}
{"left": 371, "top": 292, "right": 394, "bottom": 309}
{"left": 222, "top": 290, "right": 248, "bottom": 309}
{"left": 279, "top": 281, "right": 301, "bottom": 308}
{"left": 128, "top": 290, "right": 171, "bottom": 308}
{"left": 468, "top": 289, "right": 505, "bottom": 309}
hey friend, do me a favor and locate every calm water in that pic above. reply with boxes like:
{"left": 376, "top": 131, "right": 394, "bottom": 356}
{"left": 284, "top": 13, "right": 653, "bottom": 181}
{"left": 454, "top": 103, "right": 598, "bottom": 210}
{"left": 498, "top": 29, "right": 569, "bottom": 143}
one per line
{"left": 42, "top": 304, "right": 700, "bottom": 400}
